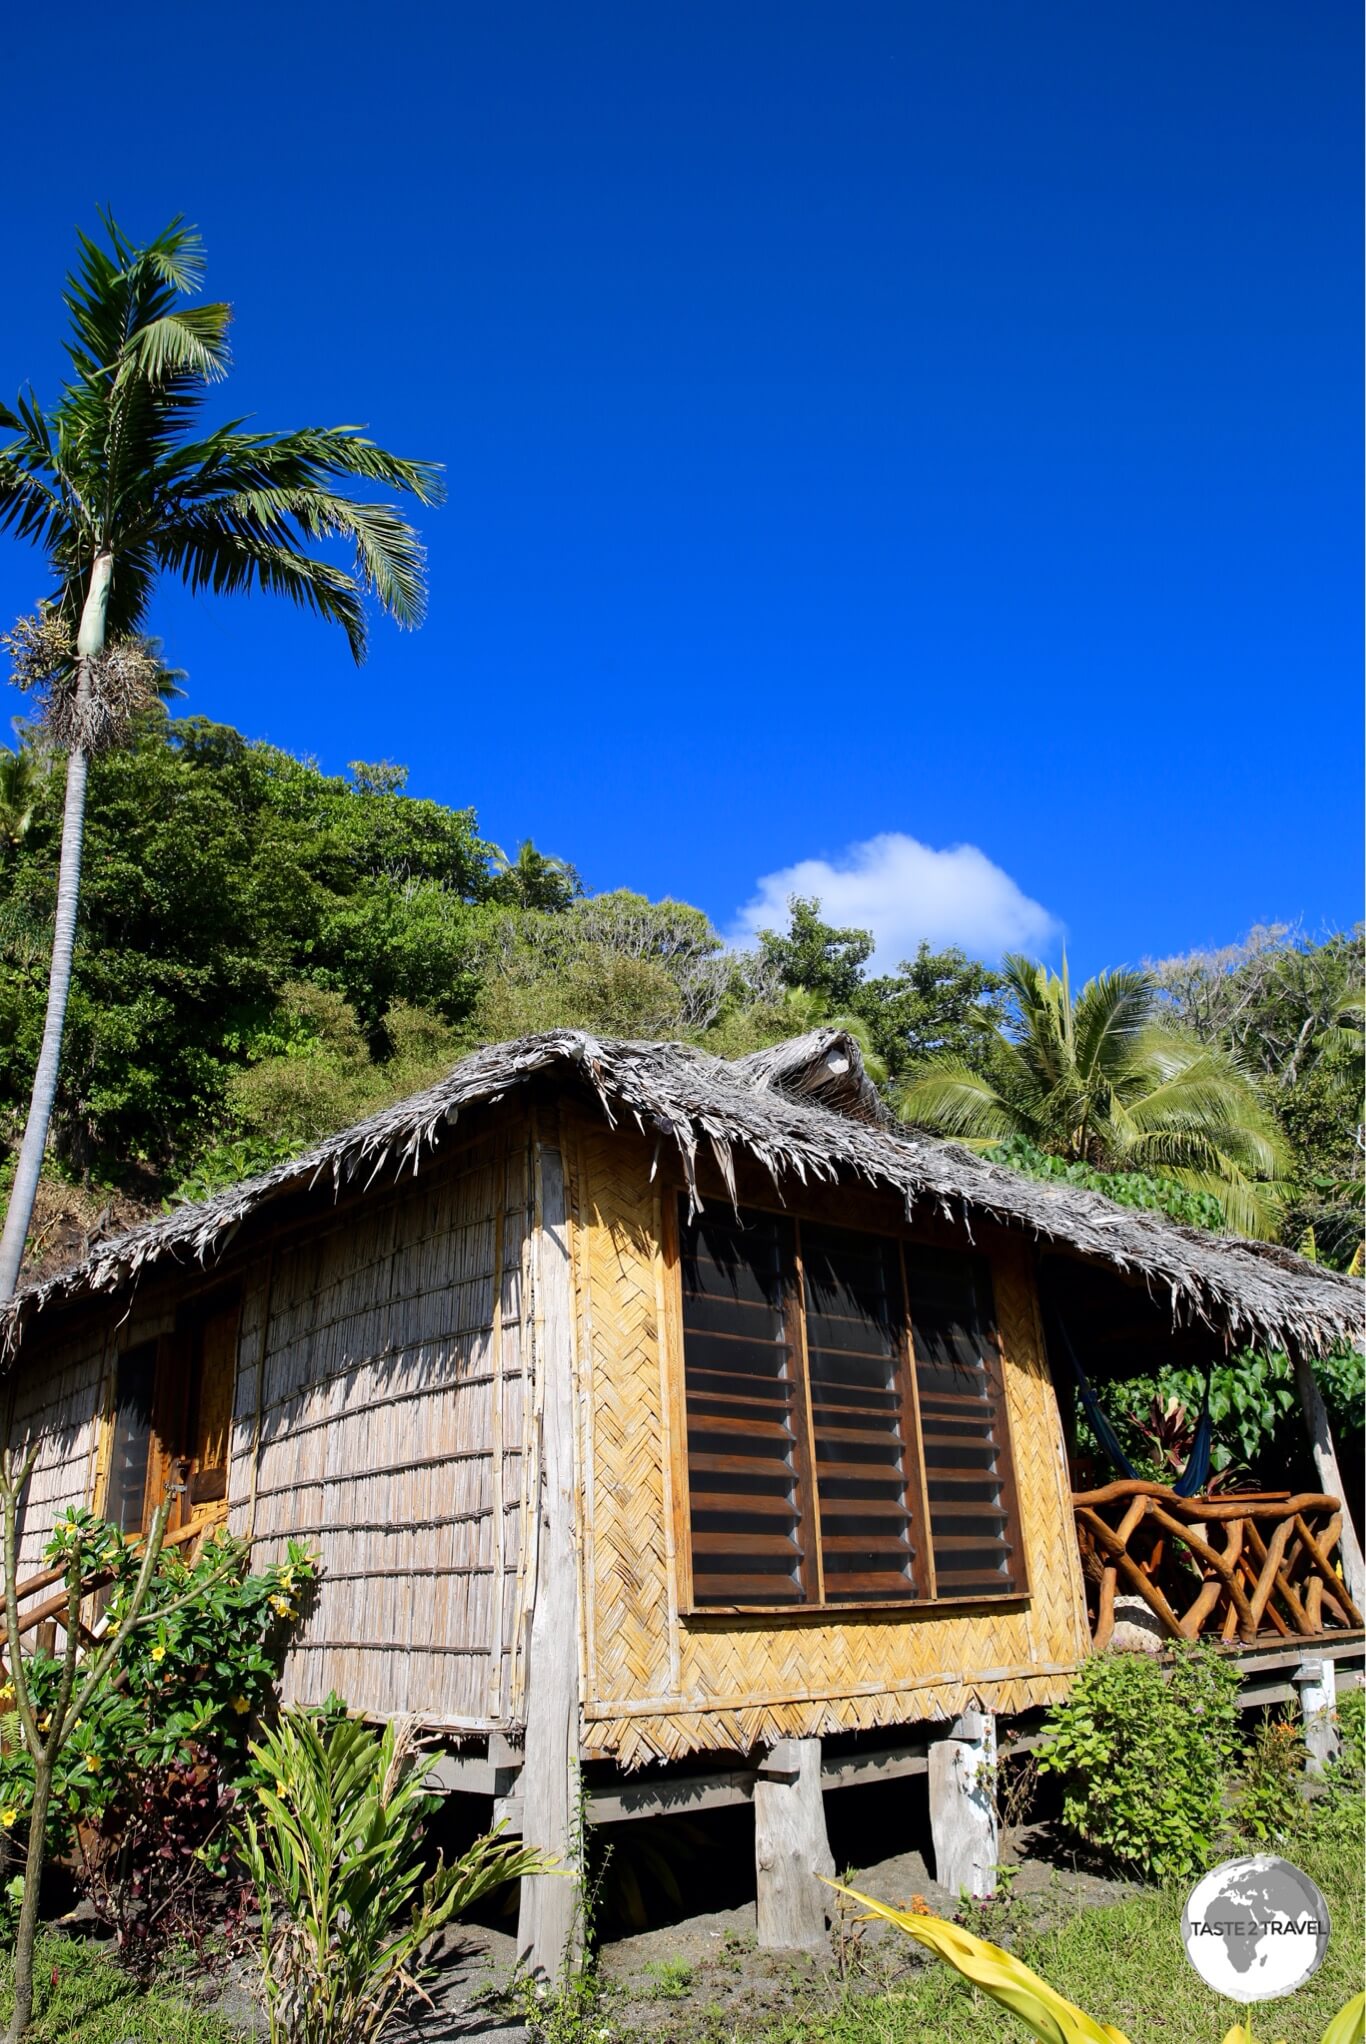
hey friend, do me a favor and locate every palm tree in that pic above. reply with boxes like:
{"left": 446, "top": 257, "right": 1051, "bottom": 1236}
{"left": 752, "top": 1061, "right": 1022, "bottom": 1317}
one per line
{"left": 897, "top": 955, "right": 1289, "bottom": 1238}
{"left": 0, "top": 214, "right": 442, "bottom": 1303}
{"left": 488, "top": 837, "right": 581, "bottom": 910}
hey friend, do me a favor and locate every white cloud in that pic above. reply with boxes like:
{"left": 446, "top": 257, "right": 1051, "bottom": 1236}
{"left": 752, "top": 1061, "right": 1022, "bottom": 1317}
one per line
{"left": 728, "top": 831, "right": 1061, "bottom": 972}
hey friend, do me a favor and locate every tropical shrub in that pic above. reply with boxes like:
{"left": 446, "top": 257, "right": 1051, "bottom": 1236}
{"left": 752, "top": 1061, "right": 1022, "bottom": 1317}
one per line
{"left": 1080, "top": 1343, "right": 1359, "bottom": 1492}
{"left": 986, "top": 1134, "right": 1227, "bottom": 1230}
{"left": 1234, "top": 1714, "right": 1307, "bottom": 1844}
{"left": 237, "top": 1705, "right": 550, "bottom": 2044}
{"left": 73, "top": 1745, "right": 253, "bottom": 1972}
{"left": 1038, "top": 1646, "right": 1241, "bottom": 1881}
{"left": 0, "top": 1518, "right": 313, "bottom": 1967}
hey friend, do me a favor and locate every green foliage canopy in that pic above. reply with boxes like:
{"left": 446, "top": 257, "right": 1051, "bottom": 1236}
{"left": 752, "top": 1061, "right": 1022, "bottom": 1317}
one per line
{"left": 0, "top": 716, "right": 493, "bottom": 1179}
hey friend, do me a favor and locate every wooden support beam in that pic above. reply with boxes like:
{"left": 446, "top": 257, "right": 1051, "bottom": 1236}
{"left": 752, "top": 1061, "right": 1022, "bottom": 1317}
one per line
{"left": 928, "top": 1711, "right": 999, "bottom": 1901}
{"left": 754, "top": 1737, "right": 833, "bottom": 1951}
{"left": 589, "top": 1767, "right": 756, "bottom": 1824}
{"left": 1294, "top": 1656, "right": 1339, "bottom": 1777}
{"left": 820, "top": 1741, "right": 929, "bottom": 1790}
{"left": 425, "top": 1745, "right": 523, "bottom": 1798}
{"left": 490, "top": 1736, "right": 934, "bottom": 1832}
{"left": 1293, "top": 1354, "right": 1365, "bottom": 1617}
{"left": 1231, "top": 1634, "right": 1365, "bottom": 1677}
{"left": 516, "top": 1144, "right": 583, "bottom": 1984}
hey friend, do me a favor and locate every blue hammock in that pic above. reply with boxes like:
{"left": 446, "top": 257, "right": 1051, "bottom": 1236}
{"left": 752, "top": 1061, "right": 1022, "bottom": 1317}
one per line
{"left": 1049, "top": 1312, "right": 1213, "bottom": 1498}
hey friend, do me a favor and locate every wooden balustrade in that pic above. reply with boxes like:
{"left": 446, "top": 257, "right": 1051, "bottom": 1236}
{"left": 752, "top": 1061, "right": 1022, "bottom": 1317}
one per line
{"left": 0, "top": 1518, "right": 213, "bottom": 1658}
{"left": 1073, "top": 1481, "right": 1364, "bottom": 1649}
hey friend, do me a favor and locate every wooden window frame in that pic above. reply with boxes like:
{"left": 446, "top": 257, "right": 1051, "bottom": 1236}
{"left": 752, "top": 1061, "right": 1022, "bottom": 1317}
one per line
{"left": 97, "top": 1289, "right": 240, "bottom": 1542}
{"left": 663, "top": 1193, "right": 1030, "bottom": 1619}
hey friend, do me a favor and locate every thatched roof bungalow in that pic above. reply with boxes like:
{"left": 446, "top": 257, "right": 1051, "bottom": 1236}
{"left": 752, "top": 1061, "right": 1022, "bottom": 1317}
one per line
{"left": 2, "top": 1029, "right": 1360, "bottom": 1963}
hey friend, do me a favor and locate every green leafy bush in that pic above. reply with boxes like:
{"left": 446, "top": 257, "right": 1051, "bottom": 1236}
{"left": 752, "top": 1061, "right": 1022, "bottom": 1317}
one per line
{"left": 1038, "top": 1646, "right": 1241, "bottom": 1881}
{"left": 985, "top": 1136, "right": 1227, "bottom": 1231}
{"left": 237, "top": 1705, "right": 549, "bottom": 2044}
{"left": 0, "top": 1519, "right": 314, "bottom": 1956}
{"left": 1234, "top": 1714, "right": 1307, "bottom": 1843}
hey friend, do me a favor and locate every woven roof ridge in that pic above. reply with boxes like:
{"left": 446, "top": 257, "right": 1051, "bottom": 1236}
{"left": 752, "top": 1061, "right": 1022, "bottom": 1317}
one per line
{"left": 2, "top": 1027, "right": 1359, "bottom": 1361}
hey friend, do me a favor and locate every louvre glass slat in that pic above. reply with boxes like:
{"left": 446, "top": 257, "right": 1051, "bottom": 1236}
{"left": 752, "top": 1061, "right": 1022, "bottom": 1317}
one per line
{"left": 681, "top": 1207, "right": 807, "bottom": 1606}
{"left": 905, "top": 1245, "right": 1021, "bottom": 1596}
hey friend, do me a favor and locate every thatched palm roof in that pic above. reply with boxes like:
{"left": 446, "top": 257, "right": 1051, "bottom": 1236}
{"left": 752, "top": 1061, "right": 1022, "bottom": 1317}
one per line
{"left": 2, "top": 1029, "right": 1359, "bottom": 1360}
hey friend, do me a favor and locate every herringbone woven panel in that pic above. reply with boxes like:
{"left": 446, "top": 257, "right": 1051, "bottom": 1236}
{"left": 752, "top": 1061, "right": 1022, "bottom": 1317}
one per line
{"left": 577, "top": 1125, "right": 676, "bottom": 1709}
{"left": 571, "top": 1125, "right": 1091, "bottom": 1768}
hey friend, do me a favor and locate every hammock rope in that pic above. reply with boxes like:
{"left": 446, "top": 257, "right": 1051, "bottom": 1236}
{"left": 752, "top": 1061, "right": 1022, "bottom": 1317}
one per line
{"left": 1048, "top": 1311, "right": 1214, "bottom": 1497}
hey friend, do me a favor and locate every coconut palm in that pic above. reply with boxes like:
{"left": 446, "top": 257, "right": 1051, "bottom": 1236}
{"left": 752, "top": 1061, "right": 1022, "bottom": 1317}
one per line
{"left": 488, "top": 837, "right": 581, "bottom": 910}
{"left": 897, "top": 955, "right": 1289, "bottom": 1238}
{"left": 0, "top": 214, "right": 442, "bottom": 1301}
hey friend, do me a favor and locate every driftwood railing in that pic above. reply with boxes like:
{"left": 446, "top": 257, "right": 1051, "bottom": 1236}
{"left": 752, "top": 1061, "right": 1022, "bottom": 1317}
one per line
{"left": 0, "top": 1518, "right": 209, "bottom": 1660}
{"left": 1073, "top": 1481, "right": 1364, "bottom": 1648}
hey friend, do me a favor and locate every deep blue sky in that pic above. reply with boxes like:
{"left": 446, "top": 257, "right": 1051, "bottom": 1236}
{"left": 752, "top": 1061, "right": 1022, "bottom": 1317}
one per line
{"left": 2, "top": 1, "right": 1360, "bottom": 977}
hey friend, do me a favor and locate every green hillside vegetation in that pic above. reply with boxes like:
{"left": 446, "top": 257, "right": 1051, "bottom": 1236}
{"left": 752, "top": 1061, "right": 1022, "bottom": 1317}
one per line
{"left": 0, "top": 712, "right": 1360, "bottom": 1279}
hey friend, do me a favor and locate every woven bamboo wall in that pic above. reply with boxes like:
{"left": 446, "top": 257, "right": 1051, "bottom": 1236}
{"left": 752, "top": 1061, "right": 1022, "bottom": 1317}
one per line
{"left": 231, "top": 1124, "right": 533, "bottom": 1726}
{"left": 7, "top": 1318, "right": 109, "bottom": 1579}
{"left": 567, "top": 1113, "right": 1091, "bottom": 1768}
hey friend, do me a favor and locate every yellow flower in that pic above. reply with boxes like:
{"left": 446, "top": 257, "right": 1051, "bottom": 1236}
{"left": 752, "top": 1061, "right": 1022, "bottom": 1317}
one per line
{"left": 269, "top": 1596, "right": 296, "bottom": 1620}
{"left": 280, "top": 1571, "right": 295, "bottom": 1592}
{"left": 37, "top": 1714, "right": 51, "bottom": 1733}
{"left": 0, "top": 1684, "right": 14, "bottom": 1702}
{"left": 150, "top": 1644, "right": 166, "bottom": 1664}
{"left": 1, "top": 1809, "right": 18, "bottom": 1829}
{"left": 84, "top": 1753, "right": 102, "bottom": 1774}
{"left": 230, "top": 1695, "right": 250, "bottom": 1715}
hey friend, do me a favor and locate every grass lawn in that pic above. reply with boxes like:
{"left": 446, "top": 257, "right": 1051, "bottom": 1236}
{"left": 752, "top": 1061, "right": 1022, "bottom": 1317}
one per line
{"left": 2, "top": 1793, "right": 1360, "bottom": 2044}
{"left": 748, "top": 1798, "right": 1365, "bottom": 2044}
{"left": 0, "top": 1936, "right": 237, "bottom": 2044}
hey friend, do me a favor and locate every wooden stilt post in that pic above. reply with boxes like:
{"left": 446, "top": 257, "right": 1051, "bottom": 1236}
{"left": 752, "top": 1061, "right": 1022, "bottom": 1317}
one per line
{"left": 1294, "top": 1655, "right": 1339, "bottom": 1778}
{"left": 928, "top": 1711, "right": 998, "bottom": 1900}
{"left": 517, "top": 1143, "right": 583, "bottom": 1982}
{"left": 754, "top": 1737, "right": 833, "bottom": 1950}
{"left": 1293, "top": 1353, "right": 1365, "bottom": 1615}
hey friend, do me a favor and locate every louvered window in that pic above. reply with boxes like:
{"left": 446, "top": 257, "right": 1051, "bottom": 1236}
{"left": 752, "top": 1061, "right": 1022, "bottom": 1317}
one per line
{"left": 678, "top": 1200, "right": 1022, "bottom": 1610}
{"left": 680, "top": 1208, "right": 811, "bottom": 1606}
{"left": 903, "top": 1246, "right": 1022, "bottom": 1596}
{"left": 800, "top": 1224, "right": 926, "bottom": 1603}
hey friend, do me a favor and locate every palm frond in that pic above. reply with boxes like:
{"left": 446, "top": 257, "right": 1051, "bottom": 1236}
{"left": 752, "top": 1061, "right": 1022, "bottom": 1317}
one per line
{"left": 155, "top": 522, "right": 368, "bottom": 659}
{"left": 897, "top": 1061, "right": 1021, "bottom": 1147}
{"left": 0, "top": 457, "right": 74, "bottom": 552}
{"left": 283, "top": 426, "right": 446, "bottom": 507}
{"left": 116, "top": 304, "right": 231, "bottom": 386}
{"left": 1121, "top": 1037, "right": 1290, "bottom": 1172}
{"left": 1122, "top": 1140, "right": 1285, "bottom": 1240}
{"left": 189, "top": 486, "right": 430, "bottom": 630}
{"left": 1071, "top": 968, "right": 1154, "bottom": 1082}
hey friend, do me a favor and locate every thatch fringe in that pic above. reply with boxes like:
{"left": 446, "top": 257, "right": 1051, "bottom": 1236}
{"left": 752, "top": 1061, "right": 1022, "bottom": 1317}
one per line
{"left": 3, "top": 1029, "right": 1359, "bottom": 1362}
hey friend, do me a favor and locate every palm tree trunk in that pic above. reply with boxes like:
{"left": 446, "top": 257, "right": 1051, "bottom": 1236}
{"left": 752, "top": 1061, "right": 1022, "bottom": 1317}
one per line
{"left": 0, "top": 553, "right": 112, "bottom": 1303}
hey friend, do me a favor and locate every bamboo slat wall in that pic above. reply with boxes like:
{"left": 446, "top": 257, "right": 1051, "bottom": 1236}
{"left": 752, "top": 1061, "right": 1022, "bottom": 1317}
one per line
{"left": 5, "top": 1096, "right": 1092, "bottom": 1764}
{"left": 229, "top": 1125, "right": 533, "bottom": 1726}
{"left": 566, "top": 1111, "right": 1092, "bottom": 1769}
{"left": 8, "top": 1320, "right": 109, "bottom": 1579}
